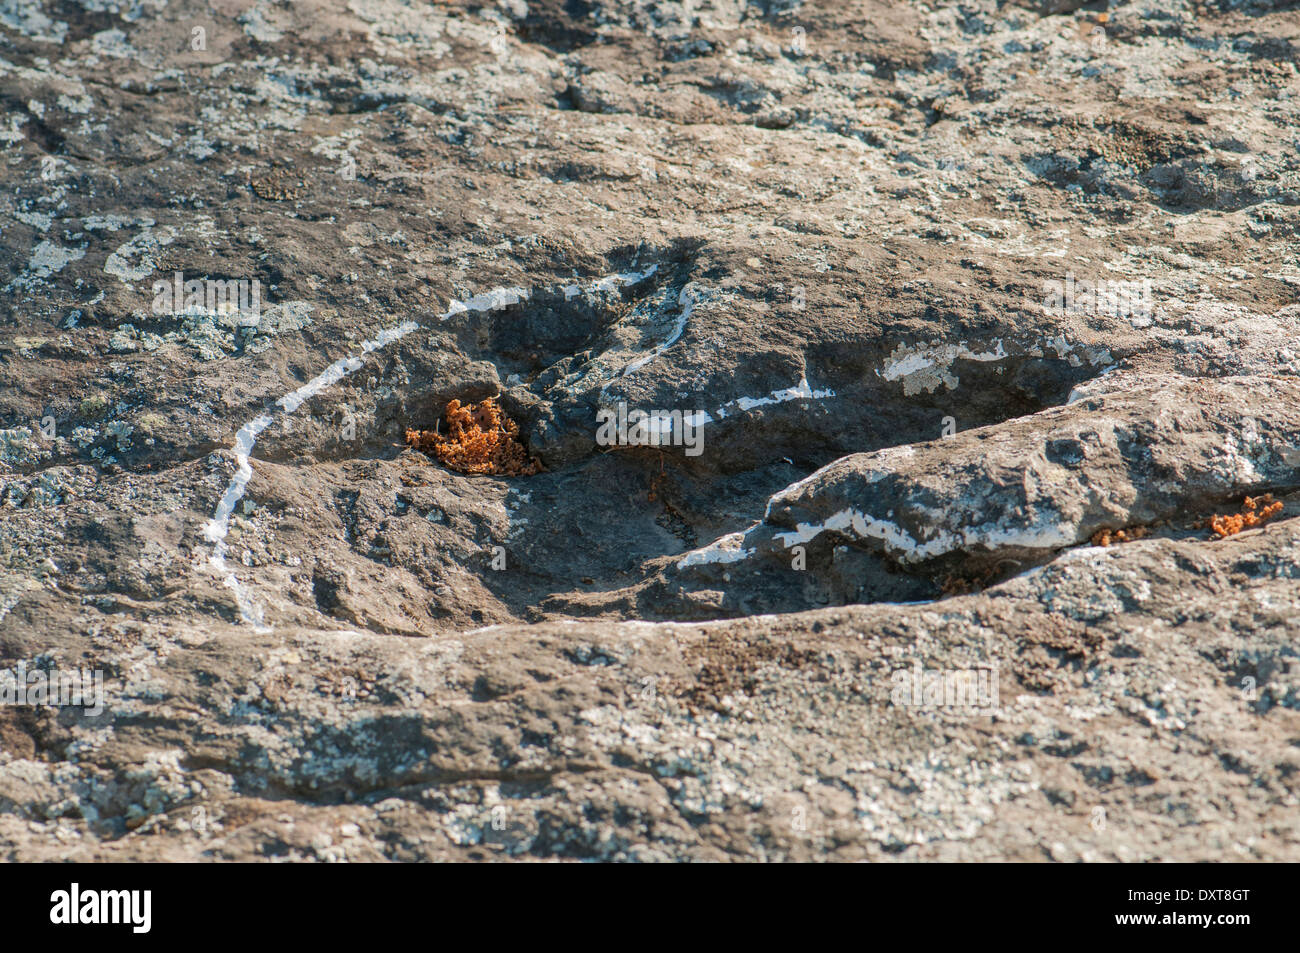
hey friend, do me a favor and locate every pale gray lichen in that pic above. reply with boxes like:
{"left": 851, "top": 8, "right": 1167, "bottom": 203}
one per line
{"left": 0, "top": 427, "right": 52, "bottom": 470}
{"left": 69, "top": 426, "right": 99, "bottom": 449}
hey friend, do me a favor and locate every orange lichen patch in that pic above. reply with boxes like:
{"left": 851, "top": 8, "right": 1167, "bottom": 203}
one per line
{"left": 405, "top": 397, "right": 542, "bottom": 476}
{"left": 1209, "top": 494, "right": 1283, "bottom": 539}
{"left": 1090, "top": 525, "right": 1150, "bottom": 547}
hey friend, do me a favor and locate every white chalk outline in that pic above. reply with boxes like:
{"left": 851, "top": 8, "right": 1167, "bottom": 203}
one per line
{"left": 202, "top": 267, "right": 660, "bottom": 631}
{"left": 202, "top": 265, "right": 840, "bottom": 630}
{"left": 203, "top": 320, "right": 420, "bottom": 632}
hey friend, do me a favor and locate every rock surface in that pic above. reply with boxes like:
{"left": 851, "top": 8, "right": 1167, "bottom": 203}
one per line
{"left": 1, "top": 0, "right": 1299, "bottom": 860}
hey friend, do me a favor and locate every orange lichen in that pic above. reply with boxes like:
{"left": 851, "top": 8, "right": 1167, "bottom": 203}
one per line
{"left": 1090, "top": 526, "right": 1150, "bottom": 547}
{"left": 405, "top": 397, "right": 542, "bottom": 476}
{"left": 1209, "top": 494, "right": 1283, "bottom": 539}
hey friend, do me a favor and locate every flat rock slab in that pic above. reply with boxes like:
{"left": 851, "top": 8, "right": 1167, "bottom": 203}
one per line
{"left": 1, "top": 0, "right": 1298, "bottom": 860}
